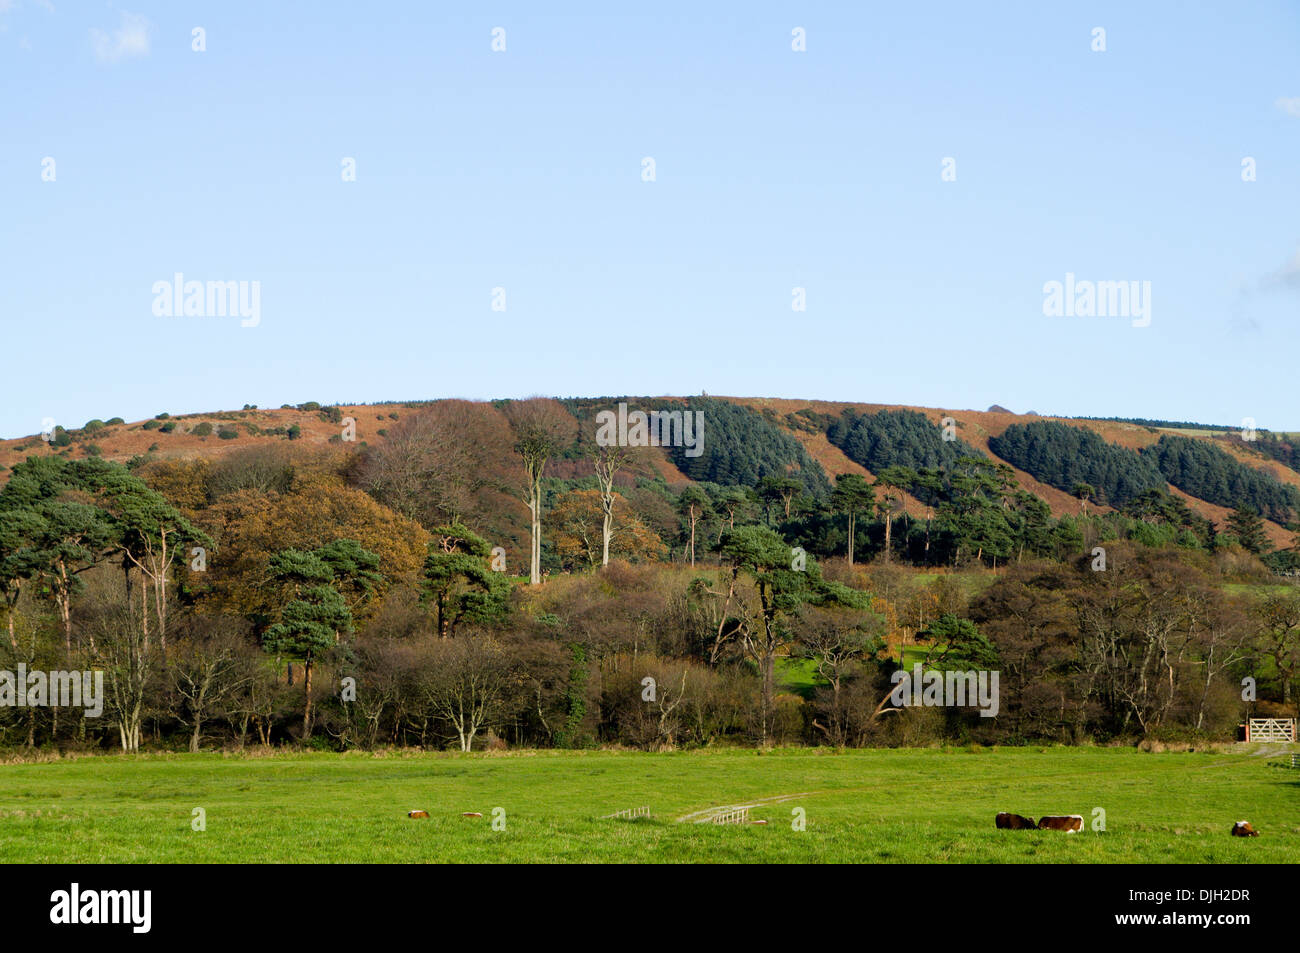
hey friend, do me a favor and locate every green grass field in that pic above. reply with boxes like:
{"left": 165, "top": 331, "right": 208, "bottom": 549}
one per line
{"left": 1, "top": 746, "right": 1296, "bottom": 863}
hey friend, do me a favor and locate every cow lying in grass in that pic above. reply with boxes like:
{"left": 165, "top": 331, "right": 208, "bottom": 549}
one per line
{"left": 1231, "top": 820, "right": 1260, "bottom": 837}
{"left": 995, "top": 812, "right": 1037, "bottom": 830}
{"left": 1037, "top": 815, "right": 1083, "bottom": 832}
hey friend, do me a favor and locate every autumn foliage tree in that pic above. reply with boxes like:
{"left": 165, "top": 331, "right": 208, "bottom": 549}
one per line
{"left": 200, "top": 473, "right": 427, "bottom": 624}
{"left": 358, "top": 401, "right": 515, "bottom": 529}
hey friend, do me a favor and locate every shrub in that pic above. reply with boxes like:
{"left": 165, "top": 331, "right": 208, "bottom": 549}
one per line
{"left": 298, "top": 401, "right": 321, "bottom": 412}
{"left": 192, "top": 422, "right": 214, "bottom": 437}
{"left": 159, "top": 422, "right": 177, "bottom": 434}
{"left": 155, "top": 412, "right": 170, "bottom": 420}
{"left": 320, "top": 406, "right": 343, "bottom": 425}
{"left": 287, "top": 424, "right": 302, "bottom": 440}
{"left": 217, "top": 427, "right": 239, "bottom": 440}
{"left": 83, "top": 419, "right": 105, "bottom": 431}
{"left": 142, "top": 419, "right": 161, "bottom": 430}
{"left": 106, "top": 417, "right": 125, "bottom": 425}
{"left": 207, "top": 445, "right": 295, "bottom": 497}
{"left": 82, "top": 444, "right": 102, "bottom": 456}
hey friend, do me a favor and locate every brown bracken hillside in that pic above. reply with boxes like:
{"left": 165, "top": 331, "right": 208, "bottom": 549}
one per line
{"left": 2, "top": 397, "right": 1293, "bottom": 548}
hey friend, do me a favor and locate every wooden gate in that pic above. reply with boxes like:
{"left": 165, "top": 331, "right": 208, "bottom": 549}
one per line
{"left": 1246, "top": 718, "right": 1296, "bottom": 742}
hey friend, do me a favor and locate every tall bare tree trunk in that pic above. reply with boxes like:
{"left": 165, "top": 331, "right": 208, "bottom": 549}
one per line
{"left": 56, "top": 560, "right": 73, "bottom": 650}
{"left": 303, "top": 659, "right": 314, "bottom": 738}
{"left": 601, "top": 503, "right": 613, "bottom": 567}
{"left": 527, "top": 468, "right": 542, "bottom": 585}
{"left": 593, "top": 448, "right": 624, "bottom": 568}
{"left": 761, "top": 651, "right": 775, "bottom": 746}
{"left": 689, "top": 506, "right": 698, "bottom": 568}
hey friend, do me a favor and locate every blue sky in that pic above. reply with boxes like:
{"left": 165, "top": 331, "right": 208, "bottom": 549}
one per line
{"left": 2, "top": 1, "right": 1297, "bottom": 438}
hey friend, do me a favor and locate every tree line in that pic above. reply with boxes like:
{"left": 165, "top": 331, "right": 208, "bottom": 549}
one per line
{"left": 1, "top": 397, "right": 1298, "bottom": 754}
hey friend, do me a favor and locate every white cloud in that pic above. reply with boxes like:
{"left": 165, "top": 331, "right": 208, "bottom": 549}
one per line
{"left": 91, "top": 11, "right": 150, "bottom": 63}
{"left": 1277, "top": 97, "right": 1300, "bottom": 118}
{"left": 1263, "top": 247, "right": 1300, "bottom": 291}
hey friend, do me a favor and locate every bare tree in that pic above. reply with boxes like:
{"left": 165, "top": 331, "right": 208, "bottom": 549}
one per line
{"left": 503, "top": 399, "right": 576, "bottom": 585}
{"left": 207, "top": 444, "right": 295, "bottom": 498}
{"left": 336, "top": 639, "right": 417, "bottom": 750}
{"left": 169, "top": 620, "right": 250, "bottom": 752}
{"left": 84, "top": 588, "right": 157, "bottom": 753}
{"left": 229, "top": 652, "right": 280, "bottom": 748}
{"left": 798, "top": 605, "right": 885, "bottom": 745}
{"left": 420, "top": 636, "right": 512, "bottom": 751}
{"left": 648, "top": 666, "right": 691, "bottom": 747}
{"left": 591, "top": 444, "right": 631, "bottom": 567}
{"left": 1184, "top": 587, "right": 1251, "bottom": 730}
{"left": 358, "top": 400, "right": 515, "bottom": 528}
{"left": 1255, "top": 587, "right": 1300, "bottom": 705}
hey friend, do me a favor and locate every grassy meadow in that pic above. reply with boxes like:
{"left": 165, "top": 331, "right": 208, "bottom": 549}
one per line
{"left": 1, "top": 745, "right": 1297, "bottom": 863}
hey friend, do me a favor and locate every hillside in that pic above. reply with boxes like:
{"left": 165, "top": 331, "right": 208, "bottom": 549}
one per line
{"left": 3, "top": 396, "right": 1295, "bottom": 549}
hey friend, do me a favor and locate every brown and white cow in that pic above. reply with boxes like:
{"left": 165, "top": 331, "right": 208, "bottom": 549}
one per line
{"left": 1037, "top": 815, "right": 1083, "bottom": 833}
{"left": 995, "top": 812, "right": 1038, "bottom": 830}
{"left": 1230, "top": 820, "right": 1260, "bottom": 837}
{"left": 407, "top": 810, "right": 429, "bottom": 819}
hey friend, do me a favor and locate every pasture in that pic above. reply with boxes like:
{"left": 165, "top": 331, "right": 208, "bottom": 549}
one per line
{"left": 0, "top": 746, "right": 1296, "bottom": 863}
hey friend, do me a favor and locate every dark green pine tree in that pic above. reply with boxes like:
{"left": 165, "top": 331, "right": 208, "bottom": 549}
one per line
{"left": 263, "top": 543, "right": 378, "bottom": 737}
{"left": 1226, "top": 504, "right": 1270, "bottom": 555}
{"left": 830, "top": 473, "right": 875, "bottom": 565}
{"left": 422, "top": 522, "right": 510, "bottom": 638}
